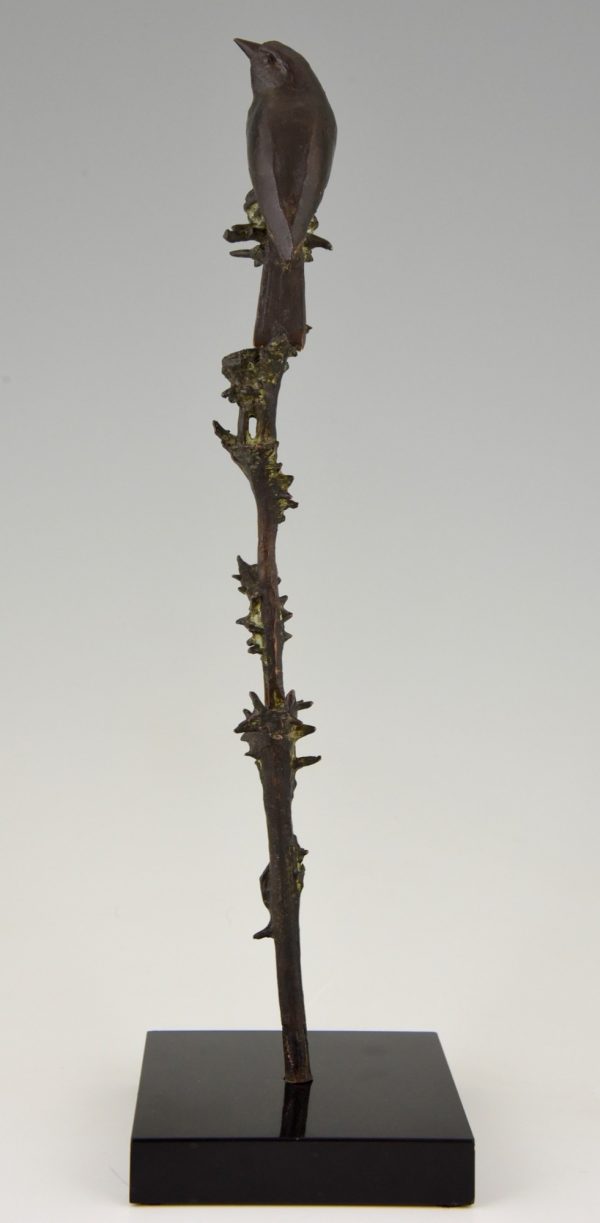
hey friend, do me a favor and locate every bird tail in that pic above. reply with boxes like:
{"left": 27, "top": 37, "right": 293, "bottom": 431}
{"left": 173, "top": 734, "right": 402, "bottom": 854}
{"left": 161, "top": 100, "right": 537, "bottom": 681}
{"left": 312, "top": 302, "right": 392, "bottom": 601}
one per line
{"left": 254, "top": 243, "right": 306, "bottom": 350}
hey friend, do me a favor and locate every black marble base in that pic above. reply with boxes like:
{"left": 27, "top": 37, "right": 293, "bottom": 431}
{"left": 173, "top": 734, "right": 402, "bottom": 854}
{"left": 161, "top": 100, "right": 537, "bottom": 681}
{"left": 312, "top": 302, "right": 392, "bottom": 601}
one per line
{"left": 130, "top": 1030, "right": 474, "bottom": 1206}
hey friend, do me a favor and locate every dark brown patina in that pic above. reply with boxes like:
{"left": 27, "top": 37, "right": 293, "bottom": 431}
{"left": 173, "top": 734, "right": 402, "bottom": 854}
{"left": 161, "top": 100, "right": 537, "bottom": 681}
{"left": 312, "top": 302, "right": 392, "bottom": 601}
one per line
{"left": 213, "top": 41, "right": 335, "bottom": 1084}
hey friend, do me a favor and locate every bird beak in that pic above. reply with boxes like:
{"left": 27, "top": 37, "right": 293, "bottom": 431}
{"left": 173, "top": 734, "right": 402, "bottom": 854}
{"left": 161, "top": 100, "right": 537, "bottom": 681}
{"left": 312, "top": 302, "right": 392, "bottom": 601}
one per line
{"left": 234, "top": 38, "right": 261, "bottom": 59}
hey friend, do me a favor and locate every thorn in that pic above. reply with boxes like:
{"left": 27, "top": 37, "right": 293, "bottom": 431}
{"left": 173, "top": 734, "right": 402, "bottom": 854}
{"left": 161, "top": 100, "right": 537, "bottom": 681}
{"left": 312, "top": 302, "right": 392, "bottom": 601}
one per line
{"left": 236, "top": 615, "right": 263, "bottom": 634}
{"left": 253, "top": 923, "right": 273, "bottom": 940}
{"left": 298, "top": 719, "right": 317, "bottom": 738}
{"left": 294, "top": 755, "right": 321, "bottom": 770}
{"left": 291, "top": 722, "right": 312, "bottom": 741}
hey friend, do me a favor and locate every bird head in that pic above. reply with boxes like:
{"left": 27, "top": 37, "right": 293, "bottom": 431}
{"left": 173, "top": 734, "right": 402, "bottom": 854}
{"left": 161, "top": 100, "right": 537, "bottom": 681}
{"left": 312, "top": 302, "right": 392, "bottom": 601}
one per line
{"left": 234, "top": 38, "right": 312, "bottom": 94}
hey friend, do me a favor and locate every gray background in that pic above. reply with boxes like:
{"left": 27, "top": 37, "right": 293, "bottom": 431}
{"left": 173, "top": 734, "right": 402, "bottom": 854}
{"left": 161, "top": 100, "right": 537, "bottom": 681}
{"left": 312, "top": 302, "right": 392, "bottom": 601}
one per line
{"left": 1, "top": 1, "right": 598, "bottom": 1219}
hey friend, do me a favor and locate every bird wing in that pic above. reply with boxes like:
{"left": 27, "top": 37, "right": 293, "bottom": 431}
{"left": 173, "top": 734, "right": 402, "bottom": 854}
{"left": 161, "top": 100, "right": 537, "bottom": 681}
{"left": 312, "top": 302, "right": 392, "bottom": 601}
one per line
{"left": 288, "top": 118, "right": 333, "bottom": 251}
{"left": 247, "top": 107, "right": 295, "bottom": 262}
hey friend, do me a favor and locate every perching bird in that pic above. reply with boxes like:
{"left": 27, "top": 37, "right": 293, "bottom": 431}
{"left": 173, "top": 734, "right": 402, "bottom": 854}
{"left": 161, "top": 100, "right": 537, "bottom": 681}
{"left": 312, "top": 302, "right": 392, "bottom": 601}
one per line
{"left": 235, "top": 38, "right": 337, "bottom": 349}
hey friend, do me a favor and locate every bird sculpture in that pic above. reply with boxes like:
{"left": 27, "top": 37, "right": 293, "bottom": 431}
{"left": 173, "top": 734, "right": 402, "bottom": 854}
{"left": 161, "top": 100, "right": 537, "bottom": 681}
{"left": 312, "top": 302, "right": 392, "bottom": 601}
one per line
{"left": 235, "top": 38, "right": 337, "bottom": 349}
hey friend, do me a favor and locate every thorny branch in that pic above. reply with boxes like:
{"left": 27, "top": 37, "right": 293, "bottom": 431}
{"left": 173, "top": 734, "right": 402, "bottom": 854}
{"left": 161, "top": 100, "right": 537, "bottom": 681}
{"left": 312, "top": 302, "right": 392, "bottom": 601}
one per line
{"left": 214, "top": 198, "right": 330, "bottom": 1083}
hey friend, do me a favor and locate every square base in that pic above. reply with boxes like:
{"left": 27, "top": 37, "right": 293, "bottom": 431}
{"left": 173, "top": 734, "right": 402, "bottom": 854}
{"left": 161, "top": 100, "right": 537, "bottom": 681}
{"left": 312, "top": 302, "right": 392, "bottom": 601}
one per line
{"left": 130, "top": 1030, "right": 474, "bottom": 1206}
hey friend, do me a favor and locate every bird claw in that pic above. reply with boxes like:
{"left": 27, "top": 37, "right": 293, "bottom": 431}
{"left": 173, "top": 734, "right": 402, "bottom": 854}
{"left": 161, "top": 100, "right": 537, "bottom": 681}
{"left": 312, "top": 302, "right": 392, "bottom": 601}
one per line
{"left": 224, "top": 201, "right": 331, "bottom": 265}
{"left": 301, "top": 218, "right": 332, "bottom": 261}
{"left": 224, "top": 223, "right": 250, "bottom": 242}
{"left": 305, "top": 233, "right": 332, "bottom": 251}
{"left": 224, "top": 207, "right": 267, "bottom": 265}
{"left": 230, "top": 244, "right": 265, "bottom": 266}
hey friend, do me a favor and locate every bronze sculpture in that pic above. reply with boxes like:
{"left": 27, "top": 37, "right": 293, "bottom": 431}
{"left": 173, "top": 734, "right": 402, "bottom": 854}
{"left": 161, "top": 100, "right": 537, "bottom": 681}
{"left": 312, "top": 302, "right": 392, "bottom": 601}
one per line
{"left": 214, "top": 38, "right": 337, "bottom": 1084}
{"left": 234, "top": 38, "right": 336, "bottom": 348}
{"left": 130, "top": 41, "right": 475, "bottom": 1204}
